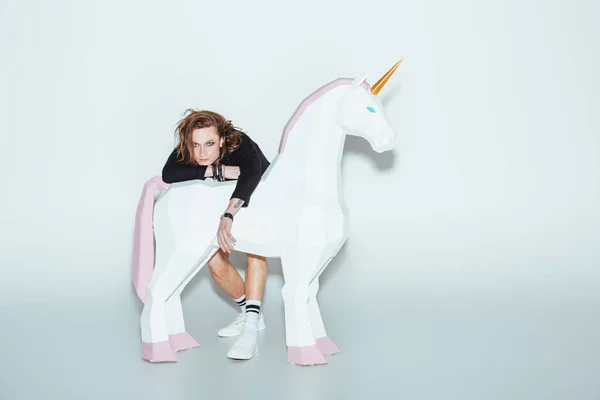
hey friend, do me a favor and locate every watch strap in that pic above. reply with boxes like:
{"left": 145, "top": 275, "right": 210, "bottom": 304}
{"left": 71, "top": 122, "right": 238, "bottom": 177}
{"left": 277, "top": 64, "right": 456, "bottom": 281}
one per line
{"left": 221, "top": 212, "right": 234, "bottom": 221}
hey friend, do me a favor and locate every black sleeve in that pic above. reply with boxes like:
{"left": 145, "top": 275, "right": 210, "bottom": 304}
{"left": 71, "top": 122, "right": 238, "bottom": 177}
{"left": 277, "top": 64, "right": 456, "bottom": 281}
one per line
{"left": 230, "top": 141, "right": 264, "bottom": 206}
{"left": 161, "top": 148, "right": 208, "bottom": 184}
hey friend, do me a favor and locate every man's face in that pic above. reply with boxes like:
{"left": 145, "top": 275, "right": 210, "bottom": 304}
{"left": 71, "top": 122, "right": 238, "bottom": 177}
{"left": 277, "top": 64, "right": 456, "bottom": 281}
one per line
{"left": 192, "top": 126, "right": 224, "bottom": 165}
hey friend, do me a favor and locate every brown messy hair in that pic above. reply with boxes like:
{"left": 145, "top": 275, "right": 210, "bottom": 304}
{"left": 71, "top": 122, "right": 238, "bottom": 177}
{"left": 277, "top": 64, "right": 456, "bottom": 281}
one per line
{"left": 174, "top": 109, "right": 244, "bottom": 165}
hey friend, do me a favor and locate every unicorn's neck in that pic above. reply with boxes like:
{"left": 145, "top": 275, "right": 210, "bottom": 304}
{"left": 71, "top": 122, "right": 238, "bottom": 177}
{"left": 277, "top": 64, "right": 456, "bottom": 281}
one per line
{"left": 279, "top": 89, "right": 347, "bottom": 200}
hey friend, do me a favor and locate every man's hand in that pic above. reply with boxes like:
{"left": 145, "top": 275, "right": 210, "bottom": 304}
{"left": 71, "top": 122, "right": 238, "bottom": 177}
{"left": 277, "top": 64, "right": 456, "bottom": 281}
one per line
{"left": 217, "top": 215, "right": 236, "bottom": 253}
{"left": 217, "top": 197, "right": 244, "bottom": 253}
{"left": 223, "top": 166, "right": 240, "bottom": 180}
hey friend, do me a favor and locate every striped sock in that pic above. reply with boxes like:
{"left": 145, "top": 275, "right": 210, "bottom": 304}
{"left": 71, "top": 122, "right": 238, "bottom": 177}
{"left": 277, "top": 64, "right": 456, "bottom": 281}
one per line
{"left": 244, "top": 300, "right": 261, "bottom": 331}
{"left": 233, "top": 294, "right": 246, "bottom": 312}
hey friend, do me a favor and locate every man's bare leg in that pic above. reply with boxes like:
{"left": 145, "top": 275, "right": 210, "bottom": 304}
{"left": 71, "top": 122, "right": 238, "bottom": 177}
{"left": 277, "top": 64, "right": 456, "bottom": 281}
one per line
{"left": 207, "top": 249, "right": 245, "bottom": 299}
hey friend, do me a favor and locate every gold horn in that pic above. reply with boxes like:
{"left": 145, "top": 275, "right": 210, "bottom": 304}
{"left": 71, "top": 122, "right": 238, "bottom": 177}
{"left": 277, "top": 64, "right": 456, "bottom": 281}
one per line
{"left": 370, "top": 59, "right": 403, "bottom": 95}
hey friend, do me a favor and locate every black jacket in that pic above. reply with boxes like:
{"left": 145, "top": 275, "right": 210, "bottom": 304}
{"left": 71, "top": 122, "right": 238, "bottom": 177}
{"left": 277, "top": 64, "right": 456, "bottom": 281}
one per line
{"left": 161, "top": 132, "right": 270, "bottom": 207}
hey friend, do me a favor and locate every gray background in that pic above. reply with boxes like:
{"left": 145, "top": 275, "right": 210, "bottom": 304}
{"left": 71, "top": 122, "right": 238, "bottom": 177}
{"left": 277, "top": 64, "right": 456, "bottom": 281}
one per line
{"left": 1, "top": 0, "right": 599, "bottom": 399}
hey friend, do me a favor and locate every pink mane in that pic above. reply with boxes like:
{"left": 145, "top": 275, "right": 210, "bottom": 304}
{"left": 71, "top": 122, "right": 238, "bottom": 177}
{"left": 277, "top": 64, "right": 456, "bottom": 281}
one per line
{"left": 277, "top": 77, "right": 371, "bottom": 153}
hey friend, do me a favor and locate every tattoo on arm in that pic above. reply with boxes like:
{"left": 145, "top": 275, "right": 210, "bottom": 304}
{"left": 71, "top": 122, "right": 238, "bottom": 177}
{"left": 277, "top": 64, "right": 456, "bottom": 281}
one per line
{"left": 234, "top": 199, "right": 244, "bottom": 208}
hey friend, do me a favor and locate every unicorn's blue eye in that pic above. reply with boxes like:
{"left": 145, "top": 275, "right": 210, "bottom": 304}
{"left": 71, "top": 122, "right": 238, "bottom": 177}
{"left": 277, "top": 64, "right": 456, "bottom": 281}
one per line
{"left": 366, "top": 106, "right": 376, "bottom": 113}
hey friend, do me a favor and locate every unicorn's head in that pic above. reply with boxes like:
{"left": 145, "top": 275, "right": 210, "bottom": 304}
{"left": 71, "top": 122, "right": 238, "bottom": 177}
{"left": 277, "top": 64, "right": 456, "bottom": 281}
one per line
{"left": 336, "top": 60, "right": 402, "bottom": 153}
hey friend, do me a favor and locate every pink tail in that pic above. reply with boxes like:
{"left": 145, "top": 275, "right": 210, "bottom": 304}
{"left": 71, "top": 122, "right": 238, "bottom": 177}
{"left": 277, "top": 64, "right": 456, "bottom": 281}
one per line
{"left": 132, "top": 176, "right": 170, "bottom": 303}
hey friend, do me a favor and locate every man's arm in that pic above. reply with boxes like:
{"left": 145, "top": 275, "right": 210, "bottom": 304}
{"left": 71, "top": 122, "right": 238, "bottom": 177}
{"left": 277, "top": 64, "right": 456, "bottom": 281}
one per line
{"left": 229, "top": 145, "right": 263, "bottom": 206}
{"left": 223, "top": 198, "right": 245, "bottom": 217}
{"left": 162, "top": 148, "right": 213, "bottom": 183}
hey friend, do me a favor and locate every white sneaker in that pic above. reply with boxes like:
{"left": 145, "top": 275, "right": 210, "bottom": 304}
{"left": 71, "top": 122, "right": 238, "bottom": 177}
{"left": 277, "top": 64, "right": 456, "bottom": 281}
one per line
{"left": 226, "top": 329, "right": 259, "bottom": 360}
{"left": 217, "top": 312, "right": 266, "bottom": 337}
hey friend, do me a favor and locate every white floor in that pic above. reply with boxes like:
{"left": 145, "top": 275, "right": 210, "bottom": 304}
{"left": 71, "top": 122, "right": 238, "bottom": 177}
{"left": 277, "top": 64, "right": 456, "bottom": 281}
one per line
{"left": 2, "top": 263, "right": 599, "bottom": 400}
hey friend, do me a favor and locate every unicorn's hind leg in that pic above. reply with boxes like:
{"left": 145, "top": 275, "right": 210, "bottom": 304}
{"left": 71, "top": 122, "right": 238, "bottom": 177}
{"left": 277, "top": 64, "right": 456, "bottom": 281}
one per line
{"left": 165, "top": 291, "right": 199, "bottom": 353}
{"left": 165, "top": 249, "right": 217, "bottom": 352}
{"left": 140, "top": 282, "right": 178, "bottom": 363}
{"left": 140, "top": 245, "right": 215, "bottom": 362}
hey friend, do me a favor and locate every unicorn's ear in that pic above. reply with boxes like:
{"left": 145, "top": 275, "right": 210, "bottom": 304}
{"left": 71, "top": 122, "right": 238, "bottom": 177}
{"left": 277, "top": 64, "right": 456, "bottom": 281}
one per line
{"left": 352, "top": 74, "right": 368, "bottom": 88}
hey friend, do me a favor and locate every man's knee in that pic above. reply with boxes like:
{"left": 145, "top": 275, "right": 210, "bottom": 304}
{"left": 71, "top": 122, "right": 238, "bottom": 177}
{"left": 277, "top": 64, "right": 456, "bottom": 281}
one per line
{"left": 208, "top": 250, "right": 229, "bottom": 274}
{"left": 246, "top": 253, "right": 267, "bottom": 268}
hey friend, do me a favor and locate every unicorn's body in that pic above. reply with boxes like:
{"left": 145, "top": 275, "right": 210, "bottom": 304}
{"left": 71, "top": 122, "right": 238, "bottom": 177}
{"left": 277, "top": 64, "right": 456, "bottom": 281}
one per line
{"left": 133, "top": 64, "right": 401, "bottom": 365}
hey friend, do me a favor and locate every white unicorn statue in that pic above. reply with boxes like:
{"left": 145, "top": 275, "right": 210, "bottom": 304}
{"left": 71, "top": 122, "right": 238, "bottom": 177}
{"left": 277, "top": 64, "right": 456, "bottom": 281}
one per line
{"left": 132, "top": 60, "right": 403, "bottom": 365}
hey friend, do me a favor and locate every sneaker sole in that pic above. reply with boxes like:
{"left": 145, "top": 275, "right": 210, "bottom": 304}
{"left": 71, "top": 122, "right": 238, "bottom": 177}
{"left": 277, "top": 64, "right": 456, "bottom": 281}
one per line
{"left": 227, "top": 346, "right": 259, "bottom": 360}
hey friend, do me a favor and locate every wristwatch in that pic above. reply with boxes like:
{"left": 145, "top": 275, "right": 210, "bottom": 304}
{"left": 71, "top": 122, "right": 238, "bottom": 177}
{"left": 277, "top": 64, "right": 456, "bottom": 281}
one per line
{"left": 221, "top": 212, "right": 234, "bottom": 221}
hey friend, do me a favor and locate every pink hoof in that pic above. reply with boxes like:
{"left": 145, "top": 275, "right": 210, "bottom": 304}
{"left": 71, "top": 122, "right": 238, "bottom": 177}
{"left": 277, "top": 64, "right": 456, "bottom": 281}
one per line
{"left": 315, "top": 336, "right": 340, "bottom": 355}
{"left": 168, "top": 332, "right": 200, "bottom": 352}
{"left": 287, "top": 344, "right": 328, "bottom": 366}
{"left": 142, "top": 341, "right": 178, "bottom": 362}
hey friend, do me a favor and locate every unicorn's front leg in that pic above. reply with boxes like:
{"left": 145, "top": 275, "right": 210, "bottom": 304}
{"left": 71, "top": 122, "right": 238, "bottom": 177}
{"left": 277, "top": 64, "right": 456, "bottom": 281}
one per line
{"left": 308, "top": 277, "right": 340, "bottom": 356}
{"left": 281, "top": 248, "right": 328, "bottom": 366}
